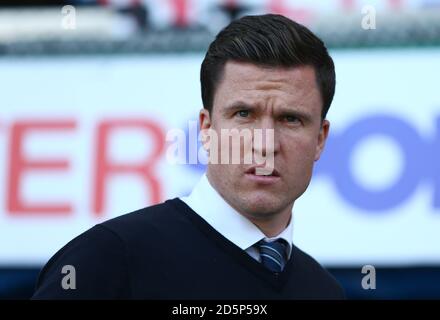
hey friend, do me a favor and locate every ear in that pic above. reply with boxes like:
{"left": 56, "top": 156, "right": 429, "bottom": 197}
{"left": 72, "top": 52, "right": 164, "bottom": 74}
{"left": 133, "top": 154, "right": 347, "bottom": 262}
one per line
{"left": 314, "top": 119, "right": 330, "bottom": 161}
{"left": 199, "top": 108, "right": 212, "bottom": 151}
{"left": 199, "top": 108, "right": 211, "bottom": 130}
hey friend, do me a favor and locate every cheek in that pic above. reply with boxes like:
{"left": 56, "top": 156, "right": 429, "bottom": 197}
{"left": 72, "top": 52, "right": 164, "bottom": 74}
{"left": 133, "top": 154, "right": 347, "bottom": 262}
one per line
{"left": 282, "top": 136, "right": 318, "bottom": 169}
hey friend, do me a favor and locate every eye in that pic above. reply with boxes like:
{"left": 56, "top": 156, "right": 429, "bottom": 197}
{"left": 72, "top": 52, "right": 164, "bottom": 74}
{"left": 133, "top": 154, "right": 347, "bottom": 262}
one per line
{"left": 284, "top": 115, "right": 300, "bottom": 123}
{"left": 236, "top": 110, "right": 250, "bottom": 118}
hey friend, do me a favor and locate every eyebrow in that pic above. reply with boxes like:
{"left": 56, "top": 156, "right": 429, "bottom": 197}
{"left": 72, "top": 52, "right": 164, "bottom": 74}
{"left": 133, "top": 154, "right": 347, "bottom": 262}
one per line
{"left": 223, "top": 101, "right": 256, "bottom": 114}
{"left": 223, "top": 101, "right": 315, "bottom": 123}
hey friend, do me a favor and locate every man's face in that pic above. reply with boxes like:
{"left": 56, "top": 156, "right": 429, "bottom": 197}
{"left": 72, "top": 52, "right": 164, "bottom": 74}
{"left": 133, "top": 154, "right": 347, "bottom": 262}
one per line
{"left": 200, "top": 61, "right": 329, "bottom": 221}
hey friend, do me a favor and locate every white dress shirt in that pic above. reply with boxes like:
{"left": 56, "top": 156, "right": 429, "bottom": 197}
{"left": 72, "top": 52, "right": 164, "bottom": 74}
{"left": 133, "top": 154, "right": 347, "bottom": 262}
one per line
{"left": 180, "top": 173, "right": 294, "bottom": 262}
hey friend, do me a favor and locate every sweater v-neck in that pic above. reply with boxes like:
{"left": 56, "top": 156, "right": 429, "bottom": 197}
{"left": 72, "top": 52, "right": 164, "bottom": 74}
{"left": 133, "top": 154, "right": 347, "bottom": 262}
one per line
{"left": 167, "top": 197, "right": 295, "bottom": 291}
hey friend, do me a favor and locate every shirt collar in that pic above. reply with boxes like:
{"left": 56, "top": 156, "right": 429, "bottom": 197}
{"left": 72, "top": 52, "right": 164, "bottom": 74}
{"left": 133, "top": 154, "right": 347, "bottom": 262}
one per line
{"left": 180, "top": 173, "right": 294, "bottom": 257}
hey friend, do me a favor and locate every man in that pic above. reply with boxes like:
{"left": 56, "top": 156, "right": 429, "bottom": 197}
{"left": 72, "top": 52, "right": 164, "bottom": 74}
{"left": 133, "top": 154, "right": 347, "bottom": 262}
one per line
{"left": 33, "top": 14, "right": 344, "bottom": 299}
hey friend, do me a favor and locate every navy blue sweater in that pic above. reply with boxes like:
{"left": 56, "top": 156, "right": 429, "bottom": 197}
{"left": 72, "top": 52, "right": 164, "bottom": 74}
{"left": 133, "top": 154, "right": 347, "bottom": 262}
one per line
{"left": 32, "top": 198, "right": 344, "bottom": 299}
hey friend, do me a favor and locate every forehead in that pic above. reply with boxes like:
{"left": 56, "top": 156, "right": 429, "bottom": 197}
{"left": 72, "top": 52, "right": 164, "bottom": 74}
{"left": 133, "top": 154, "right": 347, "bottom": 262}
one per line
{"left": 213, "top": 61, "right": 322, "bottom": 112}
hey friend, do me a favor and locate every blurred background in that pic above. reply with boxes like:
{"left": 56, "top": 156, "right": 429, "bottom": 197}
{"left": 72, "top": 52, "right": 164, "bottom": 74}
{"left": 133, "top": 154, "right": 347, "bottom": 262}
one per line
{"left": 0, "top": 0, "right": 440, "bottom": 300}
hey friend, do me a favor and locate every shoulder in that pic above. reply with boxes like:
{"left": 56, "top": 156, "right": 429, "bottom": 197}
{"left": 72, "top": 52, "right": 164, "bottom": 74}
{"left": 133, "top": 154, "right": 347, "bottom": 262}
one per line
{"left": 99, "top": 198, "right": 187, "bottom": 242}
{"left": 291, "top": 245, "right": 346, "bottom": 299}
{"left": 32, "top": 223, "right": 129, "bottom": 299}
{"left": 32, "top": 199, "right": 182, "bottom": 299}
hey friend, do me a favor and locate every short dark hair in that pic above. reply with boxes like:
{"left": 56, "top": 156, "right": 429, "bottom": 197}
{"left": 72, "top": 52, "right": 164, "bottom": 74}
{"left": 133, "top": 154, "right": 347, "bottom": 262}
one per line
{"left": 200, "top": 14, "right": 335, "bottom": 120}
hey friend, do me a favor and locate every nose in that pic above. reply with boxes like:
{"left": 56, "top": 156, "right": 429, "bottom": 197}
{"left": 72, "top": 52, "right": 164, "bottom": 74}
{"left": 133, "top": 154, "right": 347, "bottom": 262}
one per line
{"left": 252, "top": 117, "right": 280, "bottom": 158}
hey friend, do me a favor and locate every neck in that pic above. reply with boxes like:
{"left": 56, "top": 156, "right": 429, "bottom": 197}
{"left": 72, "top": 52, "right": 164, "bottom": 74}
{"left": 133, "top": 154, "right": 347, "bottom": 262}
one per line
{"left": 245, "top": 206, "right": 292, "bottom": 238}
{"left": 206, "top": 171, "right": 293, "bottom": 238}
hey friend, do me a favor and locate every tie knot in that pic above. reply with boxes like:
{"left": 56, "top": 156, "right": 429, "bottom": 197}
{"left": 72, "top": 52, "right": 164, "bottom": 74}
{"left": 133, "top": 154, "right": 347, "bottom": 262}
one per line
{"left": 257, "top": 239, "right": 288, "bottom": 273}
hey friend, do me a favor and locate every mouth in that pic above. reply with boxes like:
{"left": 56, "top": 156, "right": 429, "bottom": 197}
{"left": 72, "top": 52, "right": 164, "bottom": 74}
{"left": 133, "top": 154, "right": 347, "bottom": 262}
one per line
{"left": 245, "top": 166, "right": 280, "bottom": 176}
{"left": 244, "top": 166, "right": 281, "bottom": 184}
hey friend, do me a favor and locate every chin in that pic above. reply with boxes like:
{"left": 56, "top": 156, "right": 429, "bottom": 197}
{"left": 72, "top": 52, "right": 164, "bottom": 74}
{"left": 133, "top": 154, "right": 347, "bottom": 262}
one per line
{"left": 241, "top": 192, "right": 285, "bottom": 215}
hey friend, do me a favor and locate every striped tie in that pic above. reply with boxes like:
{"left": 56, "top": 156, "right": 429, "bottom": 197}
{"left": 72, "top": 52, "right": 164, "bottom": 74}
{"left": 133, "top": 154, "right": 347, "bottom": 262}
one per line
{"left": 258, "top": 239, "right": 288, "bottom": 273}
